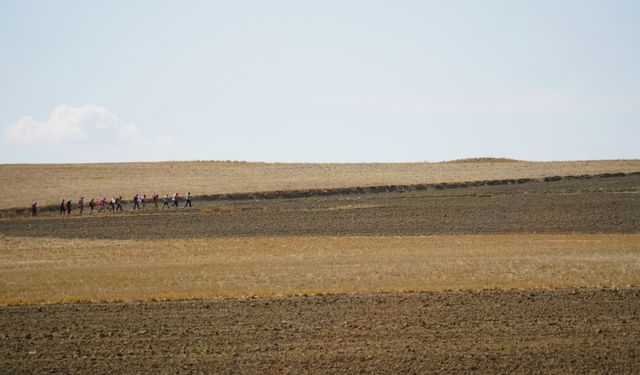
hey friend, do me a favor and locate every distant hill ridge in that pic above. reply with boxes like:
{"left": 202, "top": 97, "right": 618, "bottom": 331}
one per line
{"left": 444, "top": 157, "right": 521, "bottom": 163}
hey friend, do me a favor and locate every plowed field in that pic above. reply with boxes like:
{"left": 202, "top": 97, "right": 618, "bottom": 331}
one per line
{"left": 2, "top": 288, "right": 639, "bottom": 374}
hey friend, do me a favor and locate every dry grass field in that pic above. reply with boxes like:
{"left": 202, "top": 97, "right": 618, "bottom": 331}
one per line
{"left": 1, "top": 159, "right": 639, "bottom": 209}
{"left": 2, "top": 234, "right": 639, "bottom": 305}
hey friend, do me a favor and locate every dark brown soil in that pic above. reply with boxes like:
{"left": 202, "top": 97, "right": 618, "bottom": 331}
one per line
{"left": 1, "top": 288, "right": 639, "bottom": 374}
{"left": 2, "top": 174, "right": 639, "bottom": 239}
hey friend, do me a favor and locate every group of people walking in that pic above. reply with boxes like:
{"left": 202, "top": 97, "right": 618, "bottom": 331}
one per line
{"left": 30, "top": 192, "right": 192, "bottom": 216}
{"left": 130, "top": 192, "right": 192, "bottom": 210}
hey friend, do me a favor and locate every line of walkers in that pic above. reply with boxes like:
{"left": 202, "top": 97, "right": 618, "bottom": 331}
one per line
{"left": 30, "top": 192, "right": 192, "bottom": 216}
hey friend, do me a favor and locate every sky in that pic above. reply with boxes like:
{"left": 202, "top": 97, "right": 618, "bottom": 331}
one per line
{"left": 1, "top": 0, "right": 639, "bottom": 163}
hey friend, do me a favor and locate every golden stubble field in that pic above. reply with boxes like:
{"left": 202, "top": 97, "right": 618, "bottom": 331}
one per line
{"left": 2, "top": 159, "right": 640, "bottom": 209}
{"left": 2, "top": 234, "right": 639, "bottom": 305}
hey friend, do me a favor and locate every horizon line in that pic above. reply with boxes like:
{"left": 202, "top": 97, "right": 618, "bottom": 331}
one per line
{"left": 1, "top": 157, "right": 640, "bottom": 166}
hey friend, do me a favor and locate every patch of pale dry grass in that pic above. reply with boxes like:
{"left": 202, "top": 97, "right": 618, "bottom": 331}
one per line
{"left": 1, "top": 160, "right": 639, "bottom": 209}
{"left": 1, "top": 234, "right": 639, "bottom": 304}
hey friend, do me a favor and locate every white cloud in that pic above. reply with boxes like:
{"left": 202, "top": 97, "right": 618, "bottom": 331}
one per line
{"left": 3, "top": 104, "right": 170, "bottom": 146}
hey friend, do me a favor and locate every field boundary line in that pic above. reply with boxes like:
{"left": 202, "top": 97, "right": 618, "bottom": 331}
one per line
{"left": 197, "top": 171, "right": 640, "bottom": 202}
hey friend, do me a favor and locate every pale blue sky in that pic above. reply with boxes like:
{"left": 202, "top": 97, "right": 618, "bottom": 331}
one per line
{"left": 1, "top": 1, "right": 639, "bottom": 163}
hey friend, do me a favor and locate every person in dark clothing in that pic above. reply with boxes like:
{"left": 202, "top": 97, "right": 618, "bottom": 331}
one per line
{"left": 162, "top": 194, "right": 170, "bottom": 209}
{"left": 31, "top": 202, "right": 38, "bottom": 217}
{"left": 89, "top": 198, "right": 95, "bottom": 213}
{"left": 184, "top": 192, "right": 192, "bottom": 208}
{"left": 66, "top": 200, "right": 72, "bottom": 215}
{"left": 133, "top": 194, "right": 140, "bottom": 210}
{"left": 60, "top": 200, "right": 66, "bottom": 215}
{"left": 79, "top": 196, "right": 84, "bottom": 215}
{"left": 172, "top": 192, "right": 179, "bottom": 208}
{"left": 109, "top": 197, "right": 116, "bottom": 212}
{"left": 116, "top": 196, "right": 123, "bottom": 211}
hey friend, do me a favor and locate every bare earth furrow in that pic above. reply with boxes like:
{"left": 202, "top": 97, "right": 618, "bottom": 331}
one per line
{"left": 1, "top": 288, "right": 639, "bottom": 374}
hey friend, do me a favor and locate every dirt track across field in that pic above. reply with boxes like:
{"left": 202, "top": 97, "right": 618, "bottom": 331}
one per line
{"left": 2, "top": 174, "right": 639, "bottom": 239}
{"left": 2, "top": 288, "right": 639, "bottom": 374}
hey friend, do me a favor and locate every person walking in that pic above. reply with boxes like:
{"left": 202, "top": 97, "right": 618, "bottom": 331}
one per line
{"left": 59, "top": 199, "right": 66, "bottom": 215}
{"left": 152, "top": 192, "right": 159, "bottom": 209}
{"left": 31, "top": 202, "right": 38, "bottom": 217}
{"left": 79, "top": 196, "right": 84, "bottom": 215}
{"left": 116, "top": 196, "right": 123, "bottom": 211}
{"left": 110, "top": 197, "right": 116, "bottom": 212}
{"left": 98, "top": 198, "right": 106, "bottom": 212}
{"left": 66, "top": 199, "right": 72, "bottom": 215}
{"left": 184, "top": 192, "right": 192, "bottom": 208}
{"left": 141, "top": 194, "right": 147, "bottom": 210}
{"left": 133, "top": 194, "right": 140, "bottom": 210}
{"left": 172, "top": 192, "right": 179, "bottom": 208}
{"left": 162, "top": 194, "right": 170, "bottom": 209}
{"left": 89, "top": 198, "right": 95, "bottom": 213}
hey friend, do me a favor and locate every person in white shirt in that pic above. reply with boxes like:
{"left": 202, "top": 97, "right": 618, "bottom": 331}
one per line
{"left": 172, "top": 192, "right": 179, "bottom": 208}
{"left": 162, "top": 194, "right": 170, "bottom": 209}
